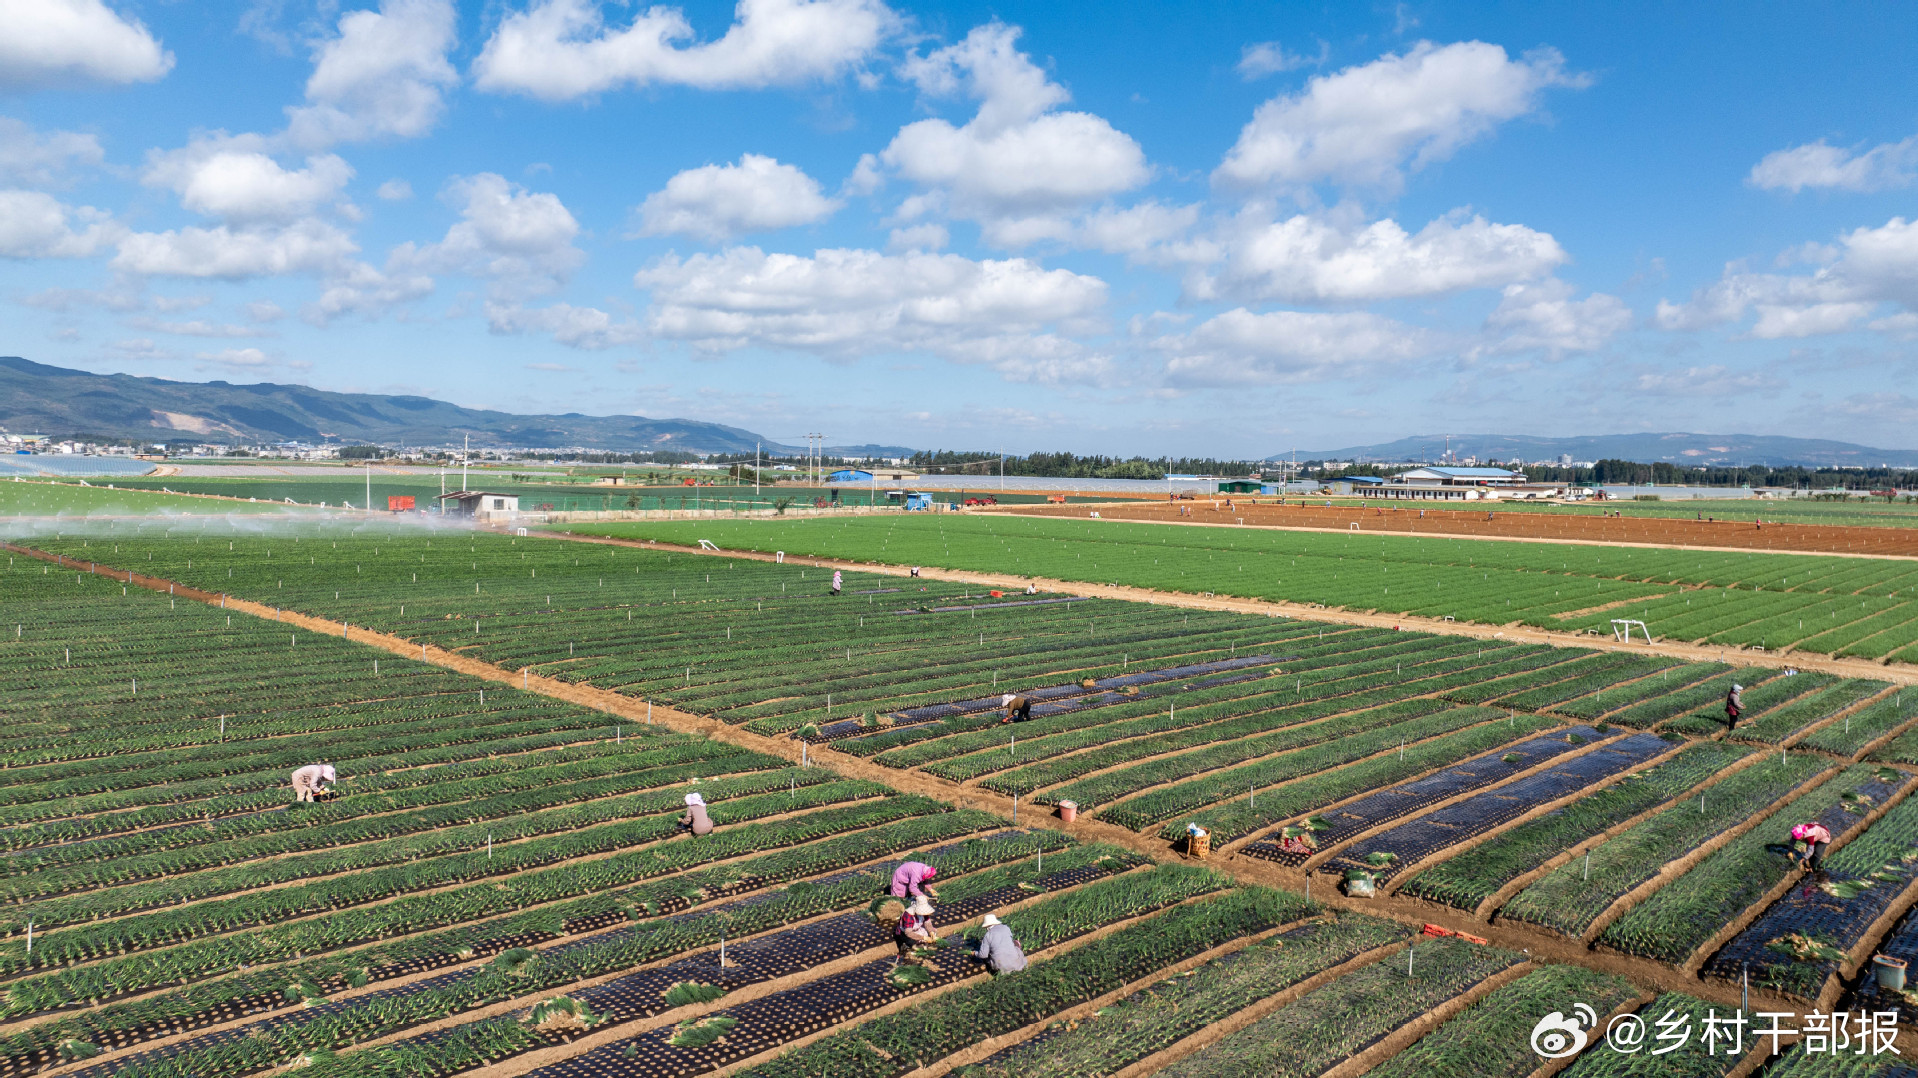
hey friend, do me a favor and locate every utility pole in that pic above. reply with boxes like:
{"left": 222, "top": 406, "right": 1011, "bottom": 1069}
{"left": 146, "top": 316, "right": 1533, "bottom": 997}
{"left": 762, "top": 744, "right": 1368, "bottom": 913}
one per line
{"left": 755, "top": 442, "right": 760, "bottom": 495}
{"left": 462, "top": 434, "right": 469, "bottom": 492}
{"left": 1000, "top": 448, "right": 1005, "bottom": 490}
{"left": 365, "top": 459, "right": 371, "bottom": 512}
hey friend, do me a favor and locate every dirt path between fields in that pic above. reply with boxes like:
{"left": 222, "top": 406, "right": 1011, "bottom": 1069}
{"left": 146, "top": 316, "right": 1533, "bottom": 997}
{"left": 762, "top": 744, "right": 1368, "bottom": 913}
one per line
{"left": 544, "top": 533, "right": 1918, "bottom": 686}
{"left": 14, "top": 541, "right": 1911, "bottom": 1037}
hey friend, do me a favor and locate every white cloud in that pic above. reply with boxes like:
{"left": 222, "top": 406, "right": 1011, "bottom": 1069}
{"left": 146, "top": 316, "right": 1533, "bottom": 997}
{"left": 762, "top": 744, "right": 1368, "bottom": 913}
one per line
{"left": 0, "top": 118, "right": 104, "bottom": 186}
{"left": 144, "top": 135, "right": 355, "bottom": 223}
{"left": 1630, "top": 364, "right": 1780, "bottom": 396}
{"left": 285, "top": 0, "right": 460, "bottom": 147}
{"left": 0, "top": 189, "right": 122, "bottom": 258}
{"left": 1826, "top": 392, "right": 1918, "bottom": 425}
{"left": 634, "top": 245, "right": 1114, "bottom": 383}
{"left": 1482, "top": 278, "right": 1630, "bottom": 355}
{"left": 22, "top": 285, "right": 206, "bottom": 312}
{"left": 377, "top": 179, "right": 414, "bottom": 200}
{"left": 195, "top": 347, "right": 278, "bottom": 368}
{"left": 1203, "top": 209, "right": 1564, "bottom": 303}
{"left": 245, "top": 300, "right": 287, "bottom": 322}
{"left": 127, "top": 317, "right": 271, "bottom": 338}
{"left": 878, "top": 23, "right": 1148, "bottom": 247}
{"left": 638, "top": 154, "right": 838, "bottom": 241}
{"left": 487, "top": 301, "right": 645, "bottom": 349}
{"left": 393, "top": 173, "right": 583, "bottom": 299}
{"left": 473, "top": 0, "right": 894, "bottom": 100}
{"left": 1076, "top": 201, "right": 1202, "bottom": 260}
{"left": 1749, "top": 136, "right": 1918, "bottom": 193}
{"left": 886, "top": 223, "right": 947, "bottom": 251}
{"left": 0, "top": 0, "right": 173, "bottom": 89}
{"left": 1236, "top": 40, "right": 1326, "bottom": 80}
{"left": 112, "top": 218, "right": 358, "bottom": 278}
{"left": 1656, "top": 216, "right": 1918, "bottom": 338}
{"left": 1215, "top": 40, "right": 1581, "bottom": 194}
{"left": 308, "top": 259, "right": 434, "bottom": 321}
{"left": 1158, "top": 307, "right": 1437, "bottom": 385}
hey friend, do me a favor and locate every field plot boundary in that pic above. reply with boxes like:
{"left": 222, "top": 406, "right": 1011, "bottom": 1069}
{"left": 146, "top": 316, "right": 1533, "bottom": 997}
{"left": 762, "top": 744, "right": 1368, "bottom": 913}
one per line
{"left": 17, "top": 540, "right": 1912, "bottom": 1042}
{"left": 995, "top": 502, "right": 1918, "bottom": 559}
{"left": 1674, "top": 772, "right": 1918, "bottom": 980}
{"left": 1447, "top": 746, "right": 1777, "bottom": 921}
{"left": 541, "top": 534, "right": 1918, "bottom": 685}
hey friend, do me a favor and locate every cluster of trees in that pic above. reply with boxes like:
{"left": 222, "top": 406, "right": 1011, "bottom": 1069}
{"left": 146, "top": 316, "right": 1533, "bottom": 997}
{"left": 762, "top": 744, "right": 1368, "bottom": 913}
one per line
{"left": 906, "top": 451, "right": 1257, "bottom": 479}
{"left": 1511, "top": 459, "right": 1918, "bottom": 489}
{"left": 518, "top": 450, "right": 704, "bottom": 465}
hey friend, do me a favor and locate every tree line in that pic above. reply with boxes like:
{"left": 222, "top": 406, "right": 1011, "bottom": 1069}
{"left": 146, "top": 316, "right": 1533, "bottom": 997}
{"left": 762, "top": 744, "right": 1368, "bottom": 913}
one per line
{"left": 906, "top": 450, "right": 1257, "bottom": 479}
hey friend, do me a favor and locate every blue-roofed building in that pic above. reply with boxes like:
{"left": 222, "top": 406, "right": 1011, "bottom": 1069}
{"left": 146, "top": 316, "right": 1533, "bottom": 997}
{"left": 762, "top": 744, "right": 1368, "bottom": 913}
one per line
{"left": 1376, "top": 466, "right": 1558, "bottom": 501}
{"left": 826, "top": 469, "right": 874, "bottom": 483}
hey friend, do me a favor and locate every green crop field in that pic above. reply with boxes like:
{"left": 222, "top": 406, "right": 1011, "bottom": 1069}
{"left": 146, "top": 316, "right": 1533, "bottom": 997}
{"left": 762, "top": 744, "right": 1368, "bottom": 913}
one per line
{"left": 0, "top": 478, "right": 306, "bottom": 516}
{"left": 561, "top": 515, "right": 1918, "bottom": 664}
{"left": 3, "top": 510, "right": 1914, "bottom": 1078}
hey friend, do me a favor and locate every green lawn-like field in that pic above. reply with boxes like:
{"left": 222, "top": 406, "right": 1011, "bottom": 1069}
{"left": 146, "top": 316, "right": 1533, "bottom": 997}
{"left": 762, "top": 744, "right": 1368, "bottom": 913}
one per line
{"left": 0, "top": 479, "right": 304, "bottom": 517}
{"left": 560, "top": 515, "right": 1918, "bottom": 662}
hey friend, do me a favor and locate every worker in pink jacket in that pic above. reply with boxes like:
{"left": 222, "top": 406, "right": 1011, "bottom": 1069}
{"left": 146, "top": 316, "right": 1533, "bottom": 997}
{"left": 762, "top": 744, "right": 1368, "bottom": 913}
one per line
{"left": 890, "top": 861, "right": 940, "bottom": 900}
{"left": 290, "top": 763, "right": 336, "bottom": 802}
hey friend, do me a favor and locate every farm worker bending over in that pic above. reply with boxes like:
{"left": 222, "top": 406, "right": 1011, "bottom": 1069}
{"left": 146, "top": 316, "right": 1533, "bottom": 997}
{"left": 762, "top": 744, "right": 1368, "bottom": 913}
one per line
{"left": 290, "top": 763, "right": 336, "bottom": 802}
{"left": 679, "top": 792, "right": 714, "bottom": 836}
{"left": 973, "top": 914, "right": 1027, "bottom": 975}
{"left": 831, "top": 570, "right": 843, "bottom": 597}
{"left": 1001, "top": 693, "right": 1033, "bottom": 723}
{"left": 895, "top": 897, "right": 938, "bottom": 964}
{"left": 1792, "top": 822, "right": 1833, "bottom": 872}
{"left": 890, "top": 860, "right": 940, "bottom": 899}
{"left": 1725, "top": 684, "right": 1744, "bottom": 729}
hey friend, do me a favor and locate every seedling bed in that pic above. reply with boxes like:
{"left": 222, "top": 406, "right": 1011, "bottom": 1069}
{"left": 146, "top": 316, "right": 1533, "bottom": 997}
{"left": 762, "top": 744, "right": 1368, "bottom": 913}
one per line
{"left": 1398, "top": 741, "right": 1747, "bottom": 913}
{"left": 1242, "top": 726, "right": 1602, "bottom": 867}
{"left": 1701, "top": 779, "right": 1918, "bottom": 999}
{"left": 1598, "top": 767, "right": 1909, "bottom": 965}
{"left": 1498, "top": 753, "right": 1834, "bottom": 938}
{"left": 1324, "top": 732, "right": 1677, "bottom": 885}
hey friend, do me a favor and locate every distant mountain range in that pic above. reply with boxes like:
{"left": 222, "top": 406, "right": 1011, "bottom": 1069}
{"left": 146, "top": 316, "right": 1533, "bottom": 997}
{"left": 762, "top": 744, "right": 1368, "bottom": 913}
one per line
{"left": 1285, "top": 433, "right": 1918, "bottom": 469}
{"left": 0, "top": 357, "right": 908, "bottom": 458}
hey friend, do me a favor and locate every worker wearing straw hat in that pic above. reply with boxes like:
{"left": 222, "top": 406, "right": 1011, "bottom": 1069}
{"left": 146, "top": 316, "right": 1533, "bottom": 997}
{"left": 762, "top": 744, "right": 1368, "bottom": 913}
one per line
{"left": 895, "top": 896, "right": 938, "bottom": 965}
{"left": 972, "top": 914, "right": 1027, "bottom": 975}
{"left": 678, "top": 791, "right": 714, "bottom": 836}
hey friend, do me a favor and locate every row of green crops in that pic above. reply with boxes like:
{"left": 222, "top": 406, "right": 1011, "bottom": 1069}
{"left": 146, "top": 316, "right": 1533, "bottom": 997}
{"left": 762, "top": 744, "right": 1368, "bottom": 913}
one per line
{"left": 0, "top": 794, "right": 950, "bottom": 1019}
{"left": 10, "top": 527, "right": 1324, "bottom": 737}
{"left": 1155, "top": 713, "right": 1564, "bottom": 845}
{"left": 6, "top": 765, "right": 836, "bottom": 928}
{"left": 288, "top": 863, "right": 1244, "bottom": 1078}
{"left": 1496, "top": 754, "right": 1834, "bottom": 937}
{"left": 1, "top": 814, "right": 1045, "bottom": 1068}
{"left": 1368, "top": 964, "right": 1639, "bottom": 1078}
{"left": 560, "top": 515, "right": 1918, "bottom": 661}
{"left": 744, "top": 880, "right": 1316, "bottom": 1078}
{"left": 1399, "top": 741, "right": 1750, "bottom": 912}
{"left": 1595, "top": 765, "right": 1903, "bottom": 963}
{"left": 955, "top": 913, "right": 1413, "bottom": 1078}
{"left": 75, "top": 838, "right": 1134, "bottom": 1078}
{"left": 1150, "top": 937, "right": 1524, "bottom": 1078}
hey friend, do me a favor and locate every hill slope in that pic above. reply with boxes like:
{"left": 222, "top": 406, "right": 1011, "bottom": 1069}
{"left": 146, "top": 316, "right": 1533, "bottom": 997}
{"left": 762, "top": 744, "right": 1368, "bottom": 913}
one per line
{"left": 0, "top": 357, "right": 878, "bottom": 455}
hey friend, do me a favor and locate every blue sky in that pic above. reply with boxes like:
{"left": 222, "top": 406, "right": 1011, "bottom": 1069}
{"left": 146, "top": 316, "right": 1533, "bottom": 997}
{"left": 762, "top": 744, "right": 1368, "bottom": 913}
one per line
{"left": 2, "top": 0, "right": 1915, "bottom": 456}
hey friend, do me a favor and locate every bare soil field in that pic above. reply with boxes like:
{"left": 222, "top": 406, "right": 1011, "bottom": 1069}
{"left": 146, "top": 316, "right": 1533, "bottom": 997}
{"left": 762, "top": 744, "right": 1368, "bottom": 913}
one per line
{"left": 1006, "top": 499, "right": 1918, "bottom": 557}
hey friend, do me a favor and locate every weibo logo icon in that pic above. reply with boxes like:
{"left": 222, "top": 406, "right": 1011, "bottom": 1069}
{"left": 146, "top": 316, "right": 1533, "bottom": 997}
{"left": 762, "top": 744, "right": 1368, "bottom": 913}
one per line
{"left": 1530, "top": 1003, "right": 1599, "bottom": 1058}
